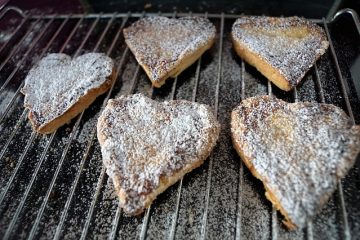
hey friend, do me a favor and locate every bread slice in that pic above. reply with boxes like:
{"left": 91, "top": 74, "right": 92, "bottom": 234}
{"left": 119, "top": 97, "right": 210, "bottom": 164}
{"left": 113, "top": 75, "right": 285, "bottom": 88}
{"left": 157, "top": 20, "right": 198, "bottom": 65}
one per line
{"left": 231, "top": 16, "right": 329, "bottom": 91}
{"left": 123, "top": 16, "right": 216, "bottom": 87}
{"left": 21, "top": 53, "right": 115, "bottom": 134}
{"left": 231, "top": 95, "right": 360, "bottom": 229}
{"left": 97, "top": 93, "right": 220, "bottom": 215}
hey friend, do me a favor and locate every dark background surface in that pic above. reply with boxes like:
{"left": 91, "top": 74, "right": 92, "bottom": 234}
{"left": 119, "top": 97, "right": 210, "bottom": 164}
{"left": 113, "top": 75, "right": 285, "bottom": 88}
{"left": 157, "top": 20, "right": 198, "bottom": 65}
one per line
{"left": 2, "top": 0, "right": 360, "bottom": 19}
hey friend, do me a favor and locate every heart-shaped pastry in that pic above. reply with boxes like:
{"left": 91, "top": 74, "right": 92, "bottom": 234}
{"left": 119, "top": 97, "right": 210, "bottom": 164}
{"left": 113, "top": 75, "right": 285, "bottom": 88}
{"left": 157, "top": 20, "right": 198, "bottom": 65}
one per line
{"left": 21, "top": 53, "right": 115, "bottom": 134}
{"left": 231, "top": 96, "right": 360, "bottom": 229}
{"left": 97, "top": 94, "right": 220, "bottom": 215}
{"left": 231, "top": 16, "right": 329, "bottom": 91}
{"left": 123, "top": 16, "right": 216, "bottom": 87}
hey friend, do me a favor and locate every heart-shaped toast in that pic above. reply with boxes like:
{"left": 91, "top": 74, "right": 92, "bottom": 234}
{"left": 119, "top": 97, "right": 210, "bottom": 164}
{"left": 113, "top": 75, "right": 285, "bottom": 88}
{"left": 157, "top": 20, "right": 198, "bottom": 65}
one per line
{"left": 97, "top": 94, "right": 220, "bottom": 215}
{"left": 231, "top": 16, "right": 329, "bottom": 91}
{"left": 231, "top": 96, "right": 360, "bottom": 229}
{"left": 21, "top": 53, "right": 115, "bottom": 134}
{"left": 123, "top": 16, "right": 216, "bottom": 87}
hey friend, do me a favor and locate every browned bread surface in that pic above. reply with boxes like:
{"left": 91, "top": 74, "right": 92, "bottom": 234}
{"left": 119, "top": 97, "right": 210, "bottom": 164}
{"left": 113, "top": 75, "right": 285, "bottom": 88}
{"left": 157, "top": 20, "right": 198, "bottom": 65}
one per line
{"left": 97, "top": 93, "right": 220, "bottom": 215}
{"left": 21, "top": 53, "right": 115, "bottom": 134}
{"left": 123, "top": 16, "right": 216, "bottom": 87}
{"left": 231, "top": 95, "right": 360, "bottom": 229}
{"left": 231, "top": 16, "right": 329, "bottom": 91}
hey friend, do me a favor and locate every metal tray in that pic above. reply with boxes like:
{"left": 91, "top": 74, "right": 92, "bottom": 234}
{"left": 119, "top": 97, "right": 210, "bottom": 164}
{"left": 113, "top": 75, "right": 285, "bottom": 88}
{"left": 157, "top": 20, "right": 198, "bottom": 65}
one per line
{"left": 0, "top": 7, "right": 359, "bottom": 240}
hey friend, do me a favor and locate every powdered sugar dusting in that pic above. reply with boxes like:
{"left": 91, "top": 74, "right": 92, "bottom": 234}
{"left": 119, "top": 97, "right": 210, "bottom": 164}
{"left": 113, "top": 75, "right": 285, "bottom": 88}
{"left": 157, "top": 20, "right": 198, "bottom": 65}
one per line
{"left": 231, "top": 95, "right": 360, "bottom": 228}
{"left": 123, "top": 16, "right": 216, "bottom": 83}
{"left": 21, "top": 53, "right": 114, "bottom": 131}
{"left": 232, "top": 16, "right": 329, "bottom": 89}
{"left": 97, "top": 93, "right": 220, "bottom": 215}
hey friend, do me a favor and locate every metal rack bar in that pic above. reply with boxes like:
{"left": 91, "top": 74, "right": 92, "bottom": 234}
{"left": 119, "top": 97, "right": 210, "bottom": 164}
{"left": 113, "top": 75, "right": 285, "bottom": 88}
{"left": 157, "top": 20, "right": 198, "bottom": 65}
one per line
{"left": 192, "top": 55, "right": 202, "bottom": 102}
{"left": 201, "top": 12, "right": 224, "bottom": 240}
{"left": 267, "top": 80, "right": 273, "bottom": 96}
{"left": 108, "top": 205, "right": 122, "bottom": 240}
{"left": 267, "top": 81, "right": 279, "bottom": 240}
{"left": 333, "top": 8, "right": 360, "bottom": 35}
{"left": 293, "top": 86, "right": 299, "bottom": 102}
{"left": 313, "top": 66, "right": 326, "bottom": 108}
{"left": 79, "top": 170, "right": 107, "bottom": 240}
{"left": 235, "top": 59, "right": 245, "bottom": 240}
{"left": 0, "top": 6, "right": 26, "bottom": 19}
{"left": 271, "top": 207, "right": 278, "bottom": 240}
{"left": 337, "top": 182, "right": 350, "bottom": 240}
{"left": 313, "top": 63, "right": 326, "bottom": 102}
{"left": 170, "top": 77, "right": 178, "bottom": 100}
{"left": 307, "top": 220, "right": 314, "bottom": 240}
{"left": 139, "top": 207, "right": 151, "bottom": 240}
{"left": 323, "top": 18, "right": 355, "bottom": 240}
{"left": 25, "top": 12, "right": 323, "bottom": 23}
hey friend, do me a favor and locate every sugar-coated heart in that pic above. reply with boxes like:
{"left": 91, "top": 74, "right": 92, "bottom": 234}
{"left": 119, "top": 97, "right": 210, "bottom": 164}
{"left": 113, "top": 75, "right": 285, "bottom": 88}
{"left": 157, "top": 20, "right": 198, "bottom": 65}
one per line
{"left": 97, "top": 93, "right": 220, "bottom": 215}
{"left": 123, "top": 16, "right": 216, "bottom": 87}
{"left": 21, "top": 53, "right": 114, "bottom": 133}
{"left": 231, "top": 95, "right": 360, "bottom": 229}
{"left": 232, "top": 16, "right": 329, "bottom": 91}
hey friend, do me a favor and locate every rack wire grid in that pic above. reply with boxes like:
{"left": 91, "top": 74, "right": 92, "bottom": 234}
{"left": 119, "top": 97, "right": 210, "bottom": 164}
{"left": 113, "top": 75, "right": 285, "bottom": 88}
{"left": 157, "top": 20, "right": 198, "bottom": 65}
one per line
{"left": 0, "top": 6, "right": 360, "bottom": 240}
